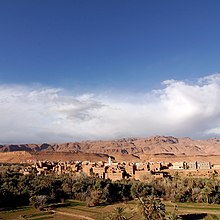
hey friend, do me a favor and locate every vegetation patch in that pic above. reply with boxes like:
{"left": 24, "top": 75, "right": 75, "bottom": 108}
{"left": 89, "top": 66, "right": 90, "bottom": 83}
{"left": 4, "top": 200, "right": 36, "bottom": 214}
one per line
{"left": 2, "top": 166, "right": 220, "bottom": 219}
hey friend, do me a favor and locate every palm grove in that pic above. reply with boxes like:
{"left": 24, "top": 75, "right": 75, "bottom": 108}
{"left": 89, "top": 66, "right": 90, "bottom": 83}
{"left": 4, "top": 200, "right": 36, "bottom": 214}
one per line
{"left": 1, "top": 164, "right": 220, "bottom": 219}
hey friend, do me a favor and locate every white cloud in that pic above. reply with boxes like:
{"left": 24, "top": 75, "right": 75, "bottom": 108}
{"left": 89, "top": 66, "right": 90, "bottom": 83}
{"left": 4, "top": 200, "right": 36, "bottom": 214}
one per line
{"left": 1, "top": 74, "right": 220, "bottom": 144}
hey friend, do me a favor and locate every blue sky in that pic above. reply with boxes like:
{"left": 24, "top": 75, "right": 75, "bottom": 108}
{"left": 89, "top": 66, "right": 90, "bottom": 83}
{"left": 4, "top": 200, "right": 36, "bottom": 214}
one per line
{"left": 1, "top": 1, "right": 220, "bottom": 143}
{"left": 1, "top": 0, "right": 220, "bottom": 91}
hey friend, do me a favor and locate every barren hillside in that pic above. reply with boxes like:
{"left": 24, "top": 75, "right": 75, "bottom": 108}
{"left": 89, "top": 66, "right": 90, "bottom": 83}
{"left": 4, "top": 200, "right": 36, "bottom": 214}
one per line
{"left": 2, "top": 135, "right": 220, "bottom": 163}
{"left": 0, "top": 151, "right": 110, "bottom": 163}
{"left": 1, "top": 136, "right": 220, "bottom": 156}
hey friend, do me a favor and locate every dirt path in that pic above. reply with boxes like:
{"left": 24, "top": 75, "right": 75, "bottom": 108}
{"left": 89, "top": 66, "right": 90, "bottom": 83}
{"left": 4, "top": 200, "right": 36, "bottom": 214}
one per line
{"left": 178, "top": 208, "right": 220, "bottom": 215}
{"left": 55, "top": 210, "right": 95, "bottom": 220}
{"left": 165, "top": 202, "right": 220, "bottom": 216}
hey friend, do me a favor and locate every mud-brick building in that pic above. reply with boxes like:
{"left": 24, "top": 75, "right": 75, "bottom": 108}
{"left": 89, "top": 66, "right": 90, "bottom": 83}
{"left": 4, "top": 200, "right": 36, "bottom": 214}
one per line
{"left": 90, "top": 166, "right": 106, "bottom": 178}
{"left": 105, "top": 166, "right": 126, "bottom": 181}
{"left": 186, "top": 162, "right": 197, "bottom": 170}
{"left": 82, "top": 161, "right": 106, "bottom": 178}
{"left": 149, "top": 162, "right": 161, "bottom": 171}
{"left": 134, "top": 170, "right": 151, "bottom": 180}
{"left": 136, "top": 162, "right": 149, "bottom": 171}
{"left": 21, "top": 166, "right": 37, "bottom": 175}
{"left": 125, "top": 163, "right": 136, "bottom": 177}
{"left": 197, "top": 162, "right": 211, "bottom": 170}
{"left": 171, "top": 162, "right": 185, "bottom": 170}
{"left": 152, "top": 171, "right": 167, "bottom": 179}
{"left": 82, "top": 163, "right": 96, "bottom": 176}
{"left": 212, "top": 164, "right": 220, "bottom": 170}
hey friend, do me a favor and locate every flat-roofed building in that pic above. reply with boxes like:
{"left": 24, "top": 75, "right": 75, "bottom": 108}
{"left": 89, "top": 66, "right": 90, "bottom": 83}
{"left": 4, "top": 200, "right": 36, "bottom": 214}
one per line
{"left": 186, "top": 162, "right": 197, "bottom": 170}
{"left": 149, "top": 163, "right": 161, "bottom": 171}
{"left": 171, "top": 162, "right": 185, "bottom": 170}
{"left": 213, "top": 164, "right": 220, "bottom": 170}
{"left": 134, "top": 170, "right": 151, "bottom": 180}
{"left": 197, "top": 162, "right": 211, "bottom": 170}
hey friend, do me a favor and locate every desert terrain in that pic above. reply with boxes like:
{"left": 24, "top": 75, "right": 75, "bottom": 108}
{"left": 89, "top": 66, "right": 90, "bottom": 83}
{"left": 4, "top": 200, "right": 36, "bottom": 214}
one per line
{"left": 1, "top": 136, "right": 220, "bottom": 163}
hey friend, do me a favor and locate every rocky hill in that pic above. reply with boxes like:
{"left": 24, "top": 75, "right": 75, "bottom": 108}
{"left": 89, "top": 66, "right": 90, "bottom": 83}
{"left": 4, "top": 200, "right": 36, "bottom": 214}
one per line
{"left": 1, "top": 136, "right": 220, "bottom": 157}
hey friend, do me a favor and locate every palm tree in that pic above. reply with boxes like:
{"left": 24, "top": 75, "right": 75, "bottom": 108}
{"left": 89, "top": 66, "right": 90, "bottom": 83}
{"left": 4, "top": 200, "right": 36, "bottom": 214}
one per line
{"left": 105, "top": 206, "right": 132, "bottom": 220}
{"left": 166, "top": 206, "right": 182, "bottom": 220}
{"left": 137, "top": 196, "right": 165, "bottom": 220}
{"left": 201, "top": 186, "right": 212, "bottom": 203}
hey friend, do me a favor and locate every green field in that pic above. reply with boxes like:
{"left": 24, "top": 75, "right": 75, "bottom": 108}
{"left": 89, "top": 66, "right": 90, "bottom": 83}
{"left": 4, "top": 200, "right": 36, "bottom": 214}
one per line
{"left": 1, "top": 200, "right": 220, "bottom": 220}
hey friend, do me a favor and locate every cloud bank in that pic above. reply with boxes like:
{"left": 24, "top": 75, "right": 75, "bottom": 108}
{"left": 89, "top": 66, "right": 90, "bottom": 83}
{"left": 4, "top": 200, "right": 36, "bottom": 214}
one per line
{"left": 1, "top": 74, "right": 220, "bottom": 144}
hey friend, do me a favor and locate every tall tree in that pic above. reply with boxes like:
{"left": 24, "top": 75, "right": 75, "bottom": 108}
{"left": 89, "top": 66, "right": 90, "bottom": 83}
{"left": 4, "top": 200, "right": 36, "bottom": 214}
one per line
{"left": 137, "top": 196, "right": 165, "bottom": 220}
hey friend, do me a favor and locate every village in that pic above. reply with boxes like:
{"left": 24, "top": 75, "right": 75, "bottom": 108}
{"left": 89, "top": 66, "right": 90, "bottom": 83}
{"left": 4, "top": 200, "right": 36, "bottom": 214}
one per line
{"left": 20, "top": 157, "right": 220, "bottom": 181}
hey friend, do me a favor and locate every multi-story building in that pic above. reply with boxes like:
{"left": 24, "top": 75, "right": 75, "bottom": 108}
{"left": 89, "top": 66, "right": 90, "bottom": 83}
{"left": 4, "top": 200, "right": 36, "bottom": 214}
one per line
{"left": 197, "top": 162, "right": 211, "bottom": 170}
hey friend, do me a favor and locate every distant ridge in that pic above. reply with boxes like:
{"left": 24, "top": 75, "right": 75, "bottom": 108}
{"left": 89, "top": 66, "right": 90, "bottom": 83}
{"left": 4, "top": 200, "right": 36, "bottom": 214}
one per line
{"left": 1, "top": 136, "right": 220, "bottom": 156}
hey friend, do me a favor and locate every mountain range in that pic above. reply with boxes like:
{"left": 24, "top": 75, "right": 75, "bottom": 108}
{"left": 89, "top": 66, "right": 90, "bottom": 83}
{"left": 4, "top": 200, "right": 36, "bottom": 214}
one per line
{"left": 1, "top": 136, "right": 220, "bottom": 156}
